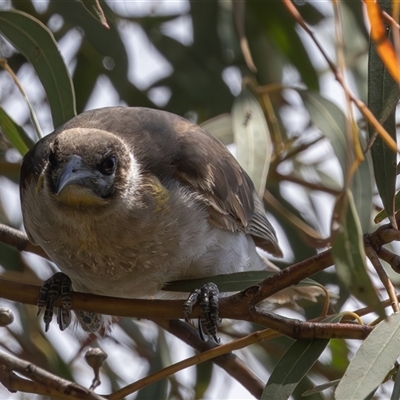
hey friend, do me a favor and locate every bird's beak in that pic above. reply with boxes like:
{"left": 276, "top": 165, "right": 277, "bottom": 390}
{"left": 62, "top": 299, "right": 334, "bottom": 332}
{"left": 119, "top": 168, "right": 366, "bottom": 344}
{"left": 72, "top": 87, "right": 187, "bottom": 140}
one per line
{"left": 55, "top": 155, "right": 92, "bottom": 195}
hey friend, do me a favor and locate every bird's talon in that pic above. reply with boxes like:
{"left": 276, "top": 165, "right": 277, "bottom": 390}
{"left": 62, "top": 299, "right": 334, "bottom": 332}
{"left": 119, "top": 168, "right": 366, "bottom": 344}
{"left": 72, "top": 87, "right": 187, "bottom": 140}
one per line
{"left": 183, "top": 283, "right": 221, "bottom": 343}
{"left": 37, "top": 272, "right": 72, "bottom": 331}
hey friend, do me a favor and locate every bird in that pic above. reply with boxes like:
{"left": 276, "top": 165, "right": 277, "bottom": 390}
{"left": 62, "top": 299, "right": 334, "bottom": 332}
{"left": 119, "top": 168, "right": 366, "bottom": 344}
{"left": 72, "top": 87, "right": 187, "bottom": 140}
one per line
{"left": 19, "top": 106, "right": 282, "bottom": 338}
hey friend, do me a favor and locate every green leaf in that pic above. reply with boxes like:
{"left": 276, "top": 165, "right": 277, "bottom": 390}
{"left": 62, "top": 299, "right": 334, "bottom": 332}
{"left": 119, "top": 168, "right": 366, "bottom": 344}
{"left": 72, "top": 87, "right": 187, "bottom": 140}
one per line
{"left": 232, "top": 88, "right": 272, "bottom": 197}
{"left": 262, "top": 339, "right": 330, "bottom": 399}
{"left": 350, "top": 138, "right": 374, "bottom": 233}
{"left": 0, "top": 107, "right": 34, "bottom": 155}
{"left": 367, "top": 0, "right": 397, "bottom": 228}
{"left": 300, "top": 91, "right": 347, "bottom": 171}
{"left": 136, "top": 328, "right": 168, "bottom": 400}
{"left": 0, "top": 10, "right": 76, "bottom": 128}
{"left": 247, "top": 1, "right": 319, "bottom": 90}
{"left": 200, "top": 114, "right": 233, "bottom": 145}
{"left": 301, "top": 91, "right": 373, "bottom": 232}
{"left": 331, "top": 190, "right": 385, "bottom": 317}
{"left": 375, "top": 190, "right": 400, "bottom": 223}
{"left": 335, "top": 313, "right": 400, "bottom": 399}
{"left": 163, "top": 271, "right": 323, "bottom": 293}
{"left": 302, "top": 379, "right": 340, "bottom": 397}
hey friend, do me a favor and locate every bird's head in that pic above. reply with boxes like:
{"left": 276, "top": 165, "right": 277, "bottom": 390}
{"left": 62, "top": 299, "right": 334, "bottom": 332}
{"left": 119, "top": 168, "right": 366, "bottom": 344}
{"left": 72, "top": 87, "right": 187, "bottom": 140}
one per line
{"left": 44, "top": 128, "right": 137, "bottom": 208}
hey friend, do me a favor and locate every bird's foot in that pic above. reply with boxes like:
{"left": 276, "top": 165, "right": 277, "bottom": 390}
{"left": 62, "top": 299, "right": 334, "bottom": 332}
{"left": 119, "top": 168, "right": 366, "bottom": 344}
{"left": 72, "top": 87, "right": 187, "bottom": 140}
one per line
{"left": 37, "top": 272, "right": 72, "bottom": 332}
{"left": 183, "top": 282, "right": 221, "bottom": 344}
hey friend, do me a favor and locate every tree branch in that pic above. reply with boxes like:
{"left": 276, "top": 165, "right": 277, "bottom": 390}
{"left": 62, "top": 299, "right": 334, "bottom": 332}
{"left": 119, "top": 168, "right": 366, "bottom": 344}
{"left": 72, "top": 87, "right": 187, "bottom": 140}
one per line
{"left": 153, "top": 319, "right": 265, "bottom": 399}
{"left": 0, "top": 349, "right": 106, "bottom": 400}
{"left": 0, "top": 223, "right": 48, "bottom": 259}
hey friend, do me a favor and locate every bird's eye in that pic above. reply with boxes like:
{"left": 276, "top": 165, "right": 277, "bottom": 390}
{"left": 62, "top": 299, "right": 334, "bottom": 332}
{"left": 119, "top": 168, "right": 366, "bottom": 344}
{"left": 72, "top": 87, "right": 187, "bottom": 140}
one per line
{"left": 98, "top": 155, "right": 117, "bottom": 175}
{"left": 48, "top": 150, "right": 57, "bottom": 168}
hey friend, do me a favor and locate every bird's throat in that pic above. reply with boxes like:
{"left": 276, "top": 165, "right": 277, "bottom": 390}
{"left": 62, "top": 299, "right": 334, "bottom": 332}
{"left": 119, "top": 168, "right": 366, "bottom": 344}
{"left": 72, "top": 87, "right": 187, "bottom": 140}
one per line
{"left": 55, "top": 185, "right": 107, "bottom": 207}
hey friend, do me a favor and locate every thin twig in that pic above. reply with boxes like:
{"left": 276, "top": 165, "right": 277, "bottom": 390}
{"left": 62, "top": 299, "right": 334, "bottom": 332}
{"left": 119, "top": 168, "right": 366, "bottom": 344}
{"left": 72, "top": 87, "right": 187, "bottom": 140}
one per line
{"left": 0, "top": 368, "right": 74, "bottom": 400}
{"left": 282, "top": 0, "right": 398, "bottom": 154}
{"left": 365, "top": 239, "right": 399, "bottom": 313}
{"left": 108, "top": 327, "right": 278, "bottom": 400}
{"left": 0, "top": 349, "right": 106, "bottom": 400}
{"left": 275, "top": 172, "right": 341, "bottom": 196}
{"left": 154, "top": 319, "right": 265, "bottom": 399}
{"left": 0, "top": 223, "right": 48, "bottom": 259}
{"left": 0, "top": 59, "right": 43, "bottom": 139}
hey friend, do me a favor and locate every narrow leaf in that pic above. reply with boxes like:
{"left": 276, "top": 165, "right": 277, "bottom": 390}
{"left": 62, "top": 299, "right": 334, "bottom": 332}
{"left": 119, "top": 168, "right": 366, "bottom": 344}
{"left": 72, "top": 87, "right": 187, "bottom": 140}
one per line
{"left": 200, "top": 114, "right": 233, "bottom": 145}
{"left": 302, "top": 379, "right": 340, "bottom": 397}
{"left": 375, "top": 190, "right": 400, "bottom": 223}
{"left": 331, "top": 190, "right": 385, "bottom": 317}
{"left": 365, "top": 0, "right": 400, "bottom": 82}
{"left": 335, "top": 313, "right": 400, "bottom": 399}
{"left": 232, "top": 88, "right": 272, "bottom": 197}
{"left": 301, "top": 91, "right": 373, "bottom": 232}
{"left": 262, "top": 338, "right": 330, "bottom": 399}
{"left": 0, "top": 58, "right": 43, "bottom": 139}
{"left": 163, "top": 271, "right": 323, "bottom": 293}
{"left": 350, "top": 139, "right": 374, "bottom": 233}
{"left": 367, "top": 0, "right": 397, "bottom": 228}
{"left": 0, "top": 10, "right": 76, "bottom": 128}
{"left": 0, "top": 107, "right": 34, "bottom": 155}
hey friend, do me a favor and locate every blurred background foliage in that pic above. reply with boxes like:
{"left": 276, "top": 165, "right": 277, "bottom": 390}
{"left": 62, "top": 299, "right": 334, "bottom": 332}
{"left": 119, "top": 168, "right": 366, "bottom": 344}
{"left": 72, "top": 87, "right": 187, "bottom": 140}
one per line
{"left": 0, "top": 0, "right": 399, "bottom": 399}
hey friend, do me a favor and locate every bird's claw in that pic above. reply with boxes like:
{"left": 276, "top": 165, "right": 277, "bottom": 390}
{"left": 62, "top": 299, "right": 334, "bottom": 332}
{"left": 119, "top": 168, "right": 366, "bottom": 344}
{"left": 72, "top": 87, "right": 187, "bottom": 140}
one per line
{"left": 37, "top": 272, "right": 72, "bottom": 332}
{"left": 183, "top": 282, "right": 221, "bottom": 344}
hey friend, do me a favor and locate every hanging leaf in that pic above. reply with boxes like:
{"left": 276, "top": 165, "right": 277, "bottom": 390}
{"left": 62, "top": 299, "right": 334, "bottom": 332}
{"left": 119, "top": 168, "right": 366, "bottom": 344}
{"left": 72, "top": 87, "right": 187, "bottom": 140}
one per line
{"left": 375, "top": 190, "right": 400, "bottom": 223}
{"left": 365, "top": 0, "right": 400, "bottom": 82}
{"left": 367, "top": 0, "right": 398, "bottom": 229}
{"left": 163, "top": 271, "right": 324, "bottom": 293}
{"left": 232, "top": 88, "right": 272, "bottom": 197}
{"left": 300, "top": 91, "right": 373, "bottom": 232}
{"left": 0, "top": 10, "right": 76, "bottom": 128}
{"left": 0, "top": 107, "right": 34, "bottom": 155}
{"left": 331, "top": 190, "right": 385, "bottom": 318}
{"left": 262, "top": 315, "right": 341, "bottom": 400}
{"left": 335, "top": 312, "right": 400, "bottom": 399}
{"left": 200, "top": 114, "right": 234, "bottom": 145}
{"left": 262, "top": 339, "right": 330, "bottom": 400}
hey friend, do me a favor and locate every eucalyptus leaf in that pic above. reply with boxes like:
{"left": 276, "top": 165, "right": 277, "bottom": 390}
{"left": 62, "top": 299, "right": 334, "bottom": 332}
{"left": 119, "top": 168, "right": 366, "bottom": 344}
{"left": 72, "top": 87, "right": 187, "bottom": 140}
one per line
{"left": 367, "top": 0, "right": 397, "bottom": 227}
{"left": 0, "top": 107, "right": 34, "bottom": 155}
{"left": 200, "top": 113, "right": 234, "bottom": 145}
{"left": 262, "top": 339, "right": 330, "bottom": 400}
{"left": 335, "top": 313, "right": 400, "bottom": 399}
{"left": 262, "top": 314, "right": 344, "bottom": 399}
{"left": 163, "top": 271, "right": 323, "bottom": 293}
{"left": 232, "top": 88, "right": 272, "bottom": 197}
{"left": 375, "top": 190, "right": 400, "bottom": 223}
{"left": 302, "top": 379, "right": 340, "bottom": 397}
{"left": 136, "top": 328, "right": 168, "bottom": 400}
{"left": 300, "top": 90, "right": 373, "bottom": 232}
{"left": 0, "top": 10, "right": 76, "bottom": 128}
{"left": 331, "top": 190, "right": 385, "bottom": 317}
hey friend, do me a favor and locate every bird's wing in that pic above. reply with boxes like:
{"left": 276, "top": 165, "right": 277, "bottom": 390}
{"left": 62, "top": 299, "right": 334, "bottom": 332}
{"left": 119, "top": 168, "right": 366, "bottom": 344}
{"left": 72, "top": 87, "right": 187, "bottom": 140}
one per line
{"left": 171, "top": 120, "right": 282, "bottom": 257}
